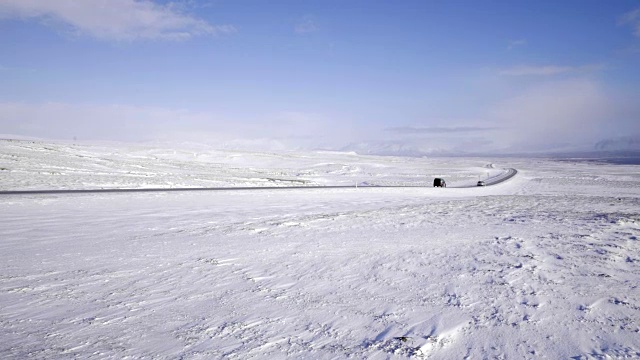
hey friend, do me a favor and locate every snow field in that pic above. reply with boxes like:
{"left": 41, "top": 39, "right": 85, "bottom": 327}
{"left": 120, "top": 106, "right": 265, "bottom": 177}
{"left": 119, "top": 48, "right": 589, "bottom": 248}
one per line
{"left": 0, "top": 139, "right": 500, "bottom": 190}
{"left": 1, "top": 140, "right": 640, "bottom": 358}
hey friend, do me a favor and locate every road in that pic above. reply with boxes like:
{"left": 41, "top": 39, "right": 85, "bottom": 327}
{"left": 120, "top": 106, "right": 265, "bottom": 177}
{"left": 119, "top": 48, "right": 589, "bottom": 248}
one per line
{"left": 0, "top": 168, "right": 517, "bottom": 195}
{"left": 457, "top": 168, "right": 518, "bottom": 188}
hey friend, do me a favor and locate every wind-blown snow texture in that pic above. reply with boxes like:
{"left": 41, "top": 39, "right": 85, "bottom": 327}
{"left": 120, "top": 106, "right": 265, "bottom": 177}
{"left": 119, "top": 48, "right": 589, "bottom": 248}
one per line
{"left": 1, "top": 139, "right": 639, "bottom": 359}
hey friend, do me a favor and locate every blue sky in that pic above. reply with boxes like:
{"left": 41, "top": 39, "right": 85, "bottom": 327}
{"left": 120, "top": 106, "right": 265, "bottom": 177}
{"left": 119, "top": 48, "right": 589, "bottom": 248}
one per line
{"left": 1, "top": 0, "right": 639, "bottom": 153}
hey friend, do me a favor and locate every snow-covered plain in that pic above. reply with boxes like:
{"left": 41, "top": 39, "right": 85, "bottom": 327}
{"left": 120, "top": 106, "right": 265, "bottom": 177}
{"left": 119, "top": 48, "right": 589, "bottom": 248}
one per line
{"left": 1, "top": 139, "right": 639, "bottom": 359}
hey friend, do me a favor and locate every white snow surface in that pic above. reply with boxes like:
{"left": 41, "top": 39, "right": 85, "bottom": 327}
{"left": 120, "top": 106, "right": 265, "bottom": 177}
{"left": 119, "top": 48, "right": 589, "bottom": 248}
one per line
{"left": 1, "top": 139, "right": 640, "bottom": 359}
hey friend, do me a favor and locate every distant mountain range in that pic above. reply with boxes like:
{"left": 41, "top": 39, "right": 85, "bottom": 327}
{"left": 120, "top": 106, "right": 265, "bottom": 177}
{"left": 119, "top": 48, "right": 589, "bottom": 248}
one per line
{"left": 335, "top": 136, "right": 640, "bottom": 159}
{"left": 594, "top": 136, "right": 640, "bottom": 151}
{"left": 338, "top": 142, "right": 451, "bottom": 157}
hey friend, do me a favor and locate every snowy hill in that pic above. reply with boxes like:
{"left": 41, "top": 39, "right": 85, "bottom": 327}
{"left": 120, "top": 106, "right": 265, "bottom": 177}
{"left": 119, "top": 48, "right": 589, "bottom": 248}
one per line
{"left": 0, "top": 139, "right": 495, "bottom": 191}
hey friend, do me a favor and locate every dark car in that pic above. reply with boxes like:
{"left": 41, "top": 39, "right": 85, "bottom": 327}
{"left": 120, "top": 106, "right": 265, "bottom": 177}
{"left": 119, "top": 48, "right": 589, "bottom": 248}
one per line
{"left": 477, "top": 181, "right": 486, "bottom": 186}
{"left": 433, "top": 178, "right": 446, "bottom": 187}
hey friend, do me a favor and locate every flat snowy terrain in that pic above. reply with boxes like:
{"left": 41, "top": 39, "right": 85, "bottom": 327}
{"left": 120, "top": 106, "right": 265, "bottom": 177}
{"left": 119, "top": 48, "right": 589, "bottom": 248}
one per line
{"left": 1, "top": 140, "right": 639, "bottom": 359}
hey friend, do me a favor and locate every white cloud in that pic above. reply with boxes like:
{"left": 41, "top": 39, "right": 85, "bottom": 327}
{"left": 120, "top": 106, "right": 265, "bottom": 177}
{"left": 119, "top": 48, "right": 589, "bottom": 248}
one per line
{"left": 0, "top": 102, "right": 220, "bottom": 141}
{"left": 499, "top": 64, "right": 604, "bottom": 76}
{"left": 3, "top": 90, "right": 632, "bottom": 153}
{"left": 619, "top": 8, "right": 640, "bottom": 37}
{"left": 507, "top": 39, "right": 526, "bottom": 50}
{"left": 0, "top": 102, "right": 352, "bottom": 150}
{"left": 295, "top": 16, "right": 319, "bottom": 34}
{"left": 0, "top": 0, "right": 235, "bottom": 41}
{"left": 385, "top": 126, "right": 498, "bottom": 135}
{"left": 500, "top": 65, "right": 572, "bottom": 76}
{"left": 490, "top": 79, "right": 612, "bottom": 151}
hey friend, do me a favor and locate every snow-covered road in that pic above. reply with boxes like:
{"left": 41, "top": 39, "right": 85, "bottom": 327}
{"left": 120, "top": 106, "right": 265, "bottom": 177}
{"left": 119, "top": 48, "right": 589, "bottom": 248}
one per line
{"left": 0, "top": 169, "right": 514, "bottom": 195}
{"left": 1, "top": 140, "right": 639, "bottom": 359}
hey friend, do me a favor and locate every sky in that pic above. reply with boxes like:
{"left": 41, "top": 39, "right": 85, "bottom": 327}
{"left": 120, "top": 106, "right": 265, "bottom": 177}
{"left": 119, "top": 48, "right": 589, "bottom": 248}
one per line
{"left": 0, "top": 0, "right": 639, "bottom": 154}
